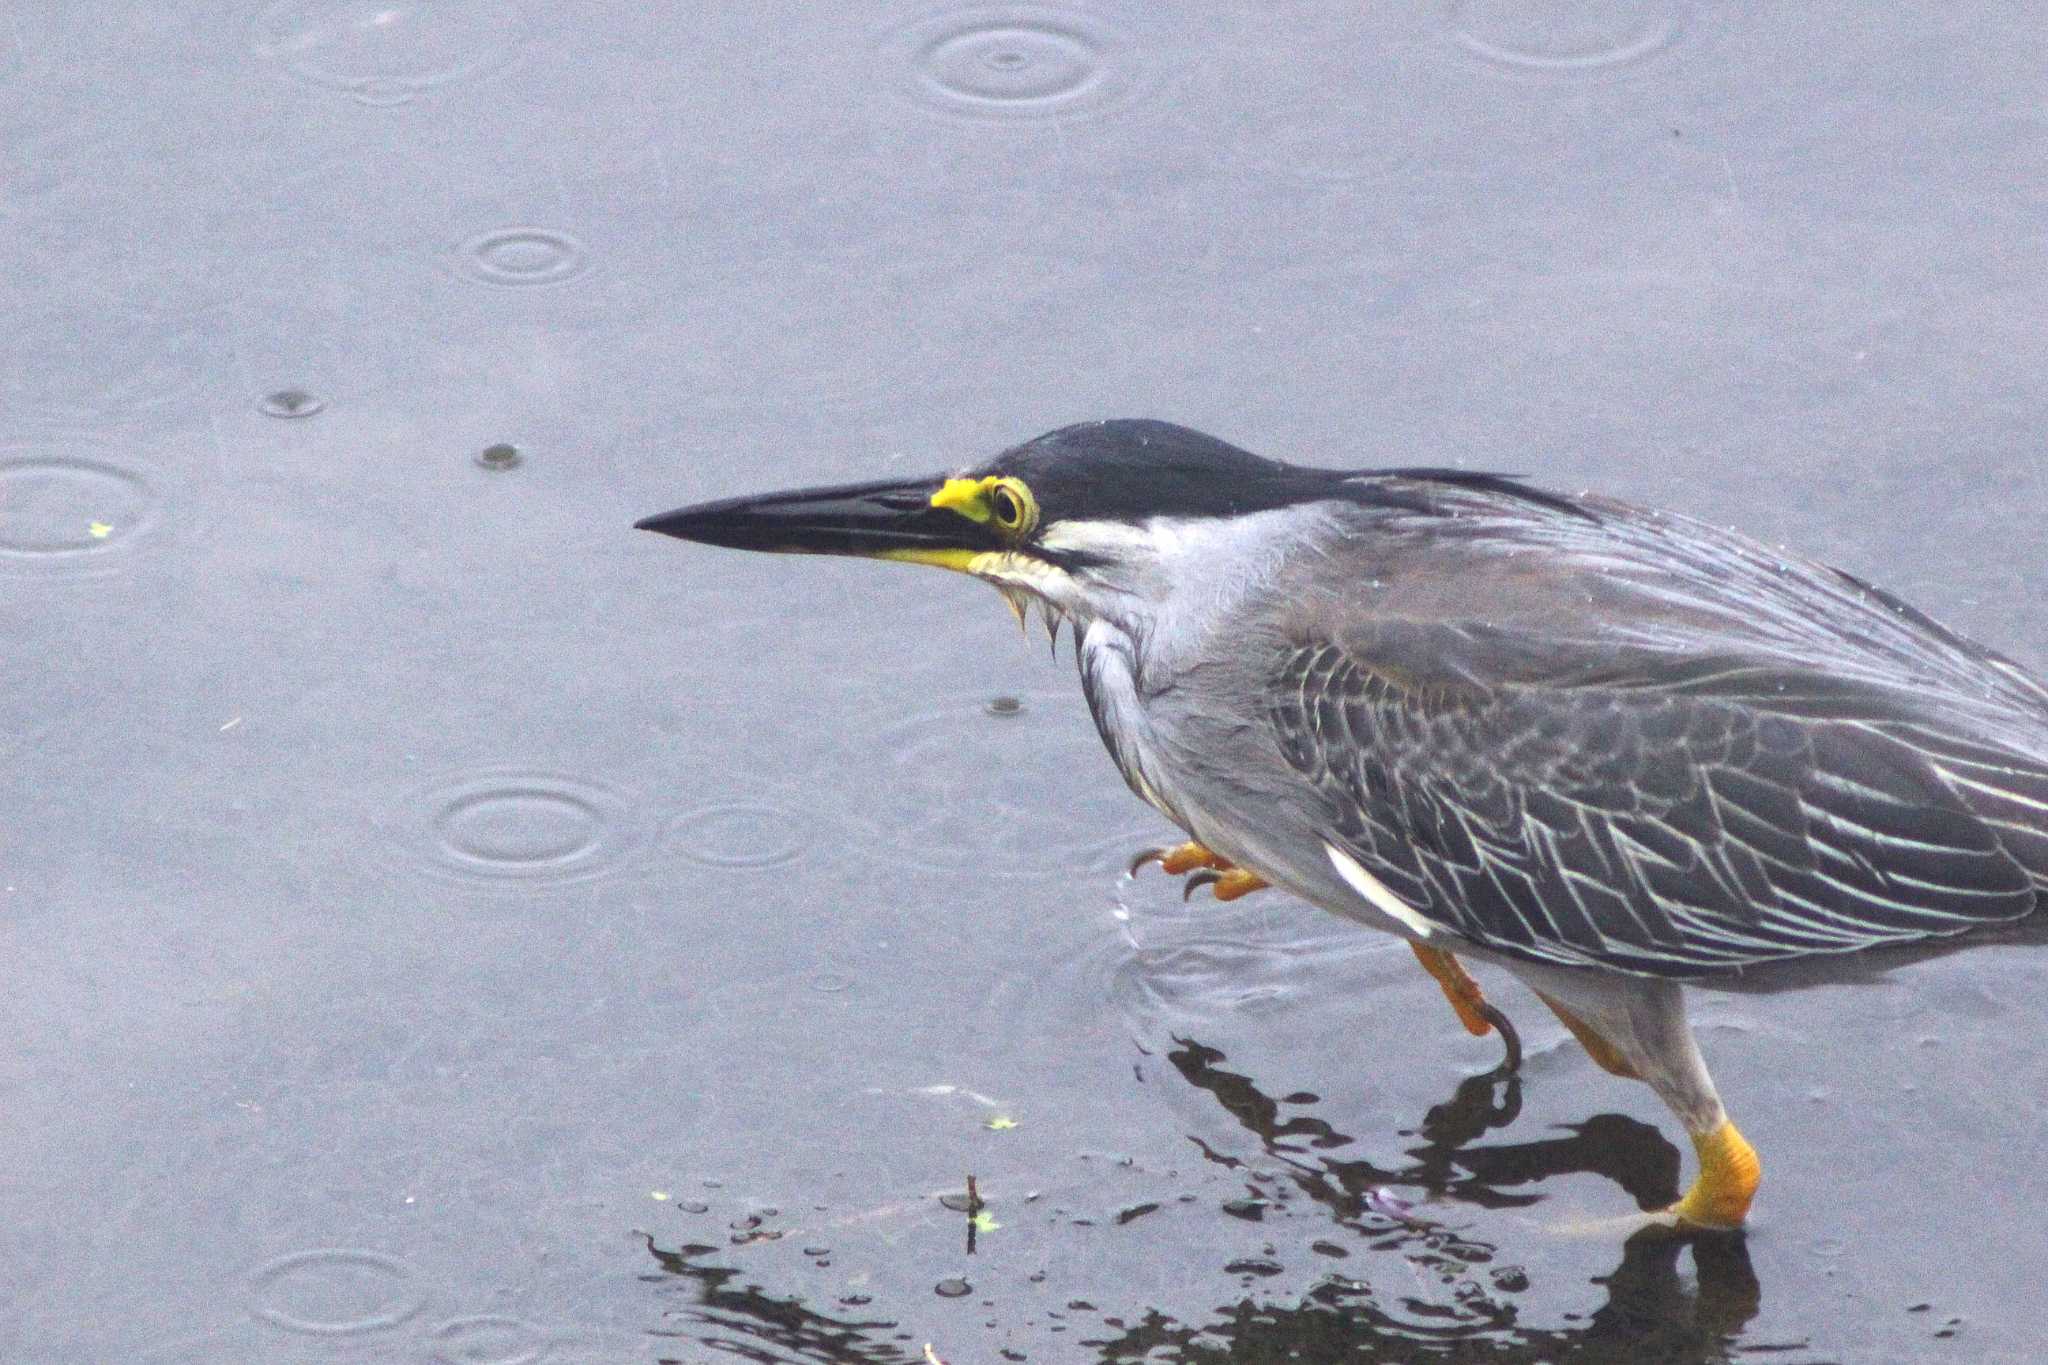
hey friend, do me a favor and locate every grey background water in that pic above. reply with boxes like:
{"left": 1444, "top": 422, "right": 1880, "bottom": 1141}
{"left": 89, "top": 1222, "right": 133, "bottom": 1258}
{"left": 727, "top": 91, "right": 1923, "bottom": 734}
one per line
{"left": 5, "top": 3, "right": 2045, "bottom": 1362}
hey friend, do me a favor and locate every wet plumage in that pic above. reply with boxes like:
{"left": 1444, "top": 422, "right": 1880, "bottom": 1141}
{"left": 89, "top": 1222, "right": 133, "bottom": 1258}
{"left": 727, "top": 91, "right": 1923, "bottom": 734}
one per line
{"left": 1252, "top": 488, "right": 2048, "bottom": 978}
{"left": 639, "top": 418, "right": 2048, "bottom": 1228}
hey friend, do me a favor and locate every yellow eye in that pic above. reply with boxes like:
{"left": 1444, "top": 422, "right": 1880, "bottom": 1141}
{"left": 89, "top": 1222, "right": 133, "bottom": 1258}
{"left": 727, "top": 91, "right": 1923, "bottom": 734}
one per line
{"left": 988, "top": 478, "right": 1037, "bottom": 536}
{"left": 931, "top": 474, "right": 1038, "bottom": 536}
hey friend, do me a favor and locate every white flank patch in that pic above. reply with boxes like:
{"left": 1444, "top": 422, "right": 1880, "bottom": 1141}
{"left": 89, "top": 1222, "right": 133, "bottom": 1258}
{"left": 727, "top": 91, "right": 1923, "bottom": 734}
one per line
{"left": 1325, "top": 842, "right": 1437, "bottom": 939}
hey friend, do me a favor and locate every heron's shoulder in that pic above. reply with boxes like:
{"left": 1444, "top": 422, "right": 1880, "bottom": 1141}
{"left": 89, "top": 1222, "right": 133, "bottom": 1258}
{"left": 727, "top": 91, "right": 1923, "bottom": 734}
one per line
{"left": 1270, "top": 489, "right": 1759, "bottom": 647}
{"left": 1264, "top": 494, "right": 2048, "bottom": 731}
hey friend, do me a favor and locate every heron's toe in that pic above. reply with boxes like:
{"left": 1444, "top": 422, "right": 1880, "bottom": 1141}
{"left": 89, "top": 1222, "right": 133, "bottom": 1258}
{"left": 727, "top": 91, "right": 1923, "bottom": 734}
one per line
{"left": 1206, "top": 867, "right": 1270, "bottom": 901}
{"left": 1129, "top": 840, "right": 1230, "bottom": 877}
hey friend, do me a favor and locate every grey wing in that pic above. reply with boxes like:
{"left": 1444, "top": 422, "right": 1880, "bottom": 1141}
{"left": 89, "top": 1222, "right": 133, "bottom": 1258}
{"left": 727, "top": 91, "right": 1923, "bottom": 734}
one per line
{"left": 1267, "top": 635, "right": 2047, "bottom": 978}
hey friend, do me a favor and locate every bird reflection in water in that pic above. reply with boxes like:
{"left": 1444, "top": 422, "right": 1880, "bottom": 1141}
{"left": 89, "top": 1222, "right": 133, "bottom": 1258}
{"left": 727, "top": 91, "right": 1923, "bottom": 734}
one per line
{"left": 637, "top": 1039, "right": 1781, "bottom": 1364}
{"left": 1149, "top": 1035, "right": 1767, "bottom": 1361}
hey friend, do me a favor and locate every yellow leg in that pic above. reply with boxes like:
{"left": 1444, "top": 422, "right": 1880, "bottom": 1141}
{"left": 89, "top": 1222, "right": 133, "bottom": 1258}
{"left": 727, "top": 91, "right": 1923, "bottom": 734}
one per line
{"left": 1409, "top": 943, "right": 1496, "bottom": 1038}
{"left": 1408, "top": 944, "right": 1523, "bottom": 1069}
{"left": 1669, "top": 1120, "right": 1761, "bottom": 1230}
{"left": 1532, "top": 989, "right": 1643, "bottom": 1080}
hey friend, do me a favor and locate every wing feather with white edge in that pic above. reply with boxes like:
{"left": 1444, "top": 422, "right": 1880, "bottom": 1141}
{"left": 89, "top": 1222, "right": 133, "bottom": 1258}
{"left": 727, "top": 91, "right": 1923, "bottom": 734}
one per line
{"left": 1267, "top": 634, "right": 2044, "bottom": 978}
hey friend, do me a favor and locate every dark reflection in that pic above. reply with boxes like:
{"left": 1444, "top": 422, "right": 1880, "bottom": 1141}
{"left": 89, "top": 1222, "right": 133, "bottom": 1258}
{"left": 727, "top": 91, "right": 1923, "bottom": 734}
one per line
{"left": 638, "top": 1234, "right": 914, "bottom": 1364}
{"left": 1086, "top": 1229, "right": 1764, "bottom": 1363}
{"left": 1137, "top": 1036, "right": 1770, "bottom": 1363}
{"left": 1167, "top": 1035, "right": 1683, "bottom": 1213}
{"left": 636, "top": 1039, "right": 1784, "bottom": 1364}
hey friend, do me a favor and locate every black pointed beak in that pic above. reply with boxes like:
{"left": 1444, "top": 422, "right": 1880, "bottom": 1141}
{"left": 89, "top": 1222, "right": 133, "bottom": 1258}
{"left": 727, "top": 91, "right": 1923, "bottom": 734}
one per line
{"left": 635, "top": 475, "right": 994, "bottom": 560}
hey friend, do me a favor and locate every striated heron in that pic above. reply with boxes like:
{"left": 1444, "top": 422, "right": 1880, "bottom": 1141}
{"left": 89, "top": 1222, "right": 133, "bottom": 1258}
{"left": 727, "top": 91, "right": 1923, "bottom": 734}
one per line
{"left": 637, "top": 419, "right": 2048, "bottom": 1230}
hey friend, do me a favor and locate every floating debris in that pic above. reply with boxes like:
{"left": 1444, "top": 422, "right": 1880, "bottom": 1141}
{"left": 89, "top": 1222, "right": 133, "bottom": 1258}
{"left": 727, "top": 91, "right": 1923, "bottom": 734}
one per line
{"left": 1365, "top": 1186, "right": 1431, "bottom": 1227}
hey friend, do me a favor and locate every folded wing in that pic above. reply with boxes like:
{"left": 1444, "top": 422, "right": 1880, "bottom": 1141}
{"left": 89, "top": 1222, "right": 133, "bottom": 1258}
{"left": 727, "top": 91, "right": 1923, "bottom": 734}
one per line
{"left": 1268, "top": 627, "right": 2047, "bottom": 978}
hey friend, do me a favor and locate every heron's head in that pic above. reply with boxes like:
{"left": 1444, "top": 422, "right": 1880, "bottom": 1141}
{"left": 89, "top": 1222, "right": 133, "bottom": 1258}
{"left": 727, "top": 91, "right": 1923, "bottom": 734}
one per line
{"left": 636, "top": 419, "right": 1371, "bottom": 637}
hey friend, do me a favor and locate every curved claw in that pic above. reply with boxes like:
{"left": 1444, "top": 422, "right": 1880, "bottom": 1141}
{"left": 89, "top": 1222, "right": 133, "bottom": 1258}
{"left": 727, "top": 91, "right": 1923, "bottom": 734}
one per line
{"left": 1128, "top": 846, "right": 1169, "bottom": 878}
{"left": 1478, "top": 1000, "right": 1523, "bottom": 1074}
{"left": 1181, "top": 868, "right": 1222, "bottom": 901}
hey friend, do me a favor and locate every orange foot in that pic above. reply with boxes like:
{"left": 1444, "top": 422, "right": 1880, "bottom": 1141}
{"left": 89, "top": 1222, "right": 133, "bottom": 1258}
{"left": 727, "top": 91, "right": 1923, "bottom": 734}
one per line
{"left": 1410, "top": 942, "right": 1522, "bottom": 1072}
{"left": 1129, "top": 841, "right": 1271, "bottom": 902}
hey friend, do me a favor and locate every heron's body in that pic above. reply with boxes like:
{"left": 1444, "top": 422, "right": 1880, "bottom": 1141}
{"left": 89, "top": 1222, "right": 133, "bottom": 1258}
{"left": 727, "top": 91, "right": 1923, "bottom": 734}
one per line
{"left": 1066, "top": 487, "right": 2048, "bottom": 983}
{"left": 638, "top": 419, "right": 2048, "bottom": 1230}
